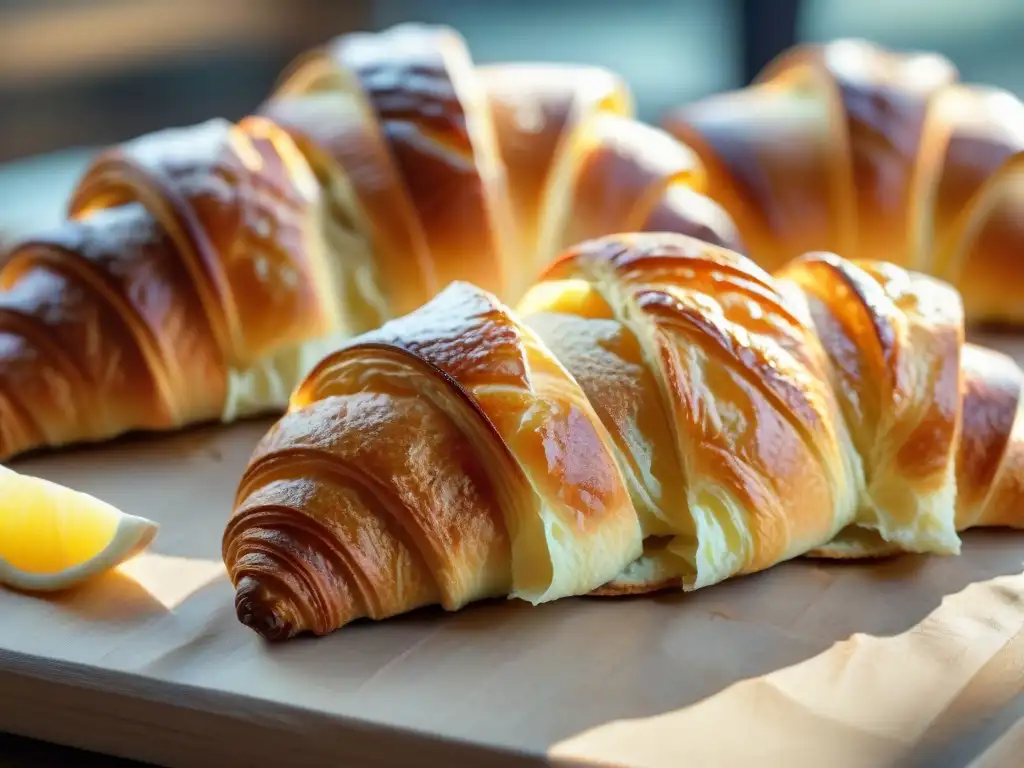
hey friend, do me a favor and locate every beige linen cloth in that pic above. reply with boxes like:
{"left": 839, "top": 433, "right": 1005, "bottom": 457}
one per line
{"left": 551, "top": 540, "right": 1024, "bottom": 768}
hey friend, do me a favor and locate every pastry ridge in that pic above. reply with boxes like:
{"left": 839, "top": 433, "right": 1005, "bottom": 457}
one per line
{"left": 664, "top": 38, "right": 1024, "bottom": 324}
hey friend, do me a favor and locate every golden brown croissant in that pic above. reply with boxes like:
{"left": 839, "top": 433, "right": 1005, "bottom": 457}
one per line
{"left": 225, "top": 231, "right": 1024, "bottom": 640}
{"left": 259, "top": 23, "right": 741, "bottom": 304}
{"left": 663, "top": 38, "right": 1024, "bottom": 325}
{"left": 0, "top": 22, "right": 738, "bottom": 462}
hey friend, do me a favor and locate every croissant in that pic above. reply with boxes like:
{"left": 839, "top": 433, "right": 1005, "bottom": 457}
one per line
{"left": 662, "top": 37, "right": 1024, "bottom": 325}
{"left": 0, "top": 22, "right": 739, "bottom": 462}
{"left": 225, "top": 231, "right": 1024, "bottom": 640}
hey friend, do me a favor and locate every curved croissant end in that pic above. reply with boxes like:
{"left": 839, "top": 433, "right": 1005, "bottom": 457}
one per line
{"left": 227, "top": 230, "right": 1024, "bottom": 637}
{"left": 0, "top": 115, "right": 338, "bottom": 462}
{"left": 664, "top": 38, "right": 1024, "bottom": 325}
{"left": 67, "top": 117, "right": 333, "bottom": 368}
{"left": 0, "top": 114, "right": 332, "bottom": 461}
{"left": 225, "top": 356, "right": 516, "bottom": 640}
{"left": 0, "top": 206, "right": 225, "bottom": 458}
{"left": 226, "top": 280, "right": 642, "bottom": 639}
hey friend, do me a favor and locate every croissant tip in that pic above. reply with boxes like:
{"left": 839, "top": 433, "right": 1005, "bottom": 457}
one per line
{"left": 234, "top": 576, "right": 295, "bottom": 642}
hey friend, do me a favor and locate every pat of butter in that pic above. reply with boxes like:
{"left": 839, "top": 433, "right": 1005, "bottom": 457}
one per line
{"left": 221, "top": 332, "right": 352, "bottom": 423}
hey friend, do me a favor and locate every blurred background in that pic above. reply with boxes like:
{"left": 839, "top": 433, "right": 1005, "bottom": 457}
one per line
{"left": 1, "top": 0, "right": 1023, "bottom": 238}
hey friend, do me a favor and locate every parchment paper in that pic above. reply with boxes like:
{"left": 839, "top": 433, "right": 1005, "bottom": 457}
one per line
{"left": 0, "top": 341, "right": 1023, "bottom": 767}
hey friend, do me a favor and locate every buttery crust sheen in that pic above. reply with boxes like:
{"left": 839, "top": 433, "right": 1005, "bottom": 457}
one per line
{"left": 0, "top": 23, "right": 737, "bottom": 462}
{"left": 225, "top": 231, "right": 1024, "bottom": 640}
{"left": 227, "top": 281, "right": 642, "bottom": 639}
{"left": 663, "top": 38, "right": 1024, "bottom": 324}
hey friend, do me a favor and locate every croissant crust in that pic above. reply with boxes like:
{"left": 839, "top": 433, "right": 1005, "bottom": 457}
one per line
{"left": 225, "top": 230, "right": 1024, "bottom": 640}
